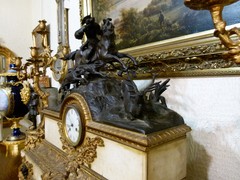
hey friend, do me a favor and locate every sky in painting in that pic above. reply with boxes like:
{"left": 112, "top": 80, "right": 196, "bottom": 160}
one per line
{"left": 107, "top": 0, "right": 240, "bottom": 28}
{"left": 108, "top": 0, "right": 150, "bottom": 20}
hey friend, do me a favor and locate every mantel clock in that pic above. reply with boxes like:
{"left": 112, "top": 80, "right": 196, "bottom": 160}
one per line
{"left": 61, "top": 93, "right": 92, "bottom": 147}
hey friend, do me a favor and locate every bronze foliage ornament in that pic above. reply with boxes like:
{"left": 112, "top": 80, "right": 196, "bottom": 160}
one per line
{"left": 21, "top": 139, "right": 106, "bottom": 179}
{"left": 24, "top": 120, "right": 45, "bottom": 150}
{"left": 60, "top": 123, "right": 105, "bottom": 179}
{"left": 132, "top": 42, "right": 240, "bottom": 78}
{"left": 58, "top": 121, "right": 104, "bottom": 167}
{"left": 63, "top": 136, "right": 105, "bottom": 180}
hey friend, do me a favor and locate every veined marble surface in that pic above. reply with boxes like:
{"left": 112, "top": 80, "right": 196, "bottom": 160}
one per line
{"left": 44, "top": 116, "right": 187, "bottom": 180}
{"left": 90, "top": 133, "right": 186, "bottom": 180}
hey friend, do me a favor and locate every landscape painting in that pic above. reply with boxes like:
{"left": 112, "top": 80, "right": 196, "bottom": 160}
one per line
{"left": 91, "top": 0, "right": 240, "bottom": 50}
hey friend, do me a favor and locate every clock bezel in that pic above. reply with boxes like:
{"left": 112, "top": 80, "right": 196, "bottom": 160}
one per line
{"left": 62, "top": 104, "right": 85, "bottom": 147}
{"left": 60, "top": 93, "right": 92, "bottom": 148}
{"left": 52, "top": 57, "right": 68, "bottom": 83}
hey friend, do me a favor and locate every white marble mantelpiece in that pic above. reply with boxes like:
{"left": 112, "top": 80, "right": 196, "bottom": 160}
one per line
{"left": 86, "top": 122, "right": 190, "bottom": 180}
{"left": 22, "top": 109, "right": 190, "bottom": 180}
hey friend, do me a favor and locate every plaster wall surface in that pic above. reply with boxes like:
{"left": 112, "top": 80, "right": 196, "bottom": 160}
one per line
{"left": 154, "top": 77, "right": 240, "bottom": 180}
{"left": 0, "top": 0, "right": 32, "bottom": 59}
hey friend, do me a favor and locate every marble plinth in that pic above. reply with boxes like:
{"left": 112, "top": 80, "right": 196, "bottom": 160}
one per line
{"left": 20, "top": 109, "right": 191, "bottom": 180}
{"left": 86, "top": 122, "right": 190, "bottom": 180}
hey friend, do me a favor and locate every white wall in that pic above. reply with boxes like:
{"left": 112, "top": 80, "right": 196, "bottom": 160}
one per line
{"left": 33, "top": 0, "right": 59, "bottom": 88}
{"left": 0, "top": 0, "right": 58, "bottom": 62}
{"left": 65, "top": 0, "right": 81, "bottom": 51}
{"left": 0, "top": 0, "right": 32, "bottom": 59}
{"left": 157, "top": 76, "right": 240, "bottom": 179}
{"left": 30, "top": 0, "right": 58, "bottom": 53}
{"left": 136, "top": 77, "right": 240, "bottom": 179}
{"left": 137, "top": 76, "right": 240, "bottom": 180}
{"left": 0, "top": 0, "right": 80, "bottom": 88}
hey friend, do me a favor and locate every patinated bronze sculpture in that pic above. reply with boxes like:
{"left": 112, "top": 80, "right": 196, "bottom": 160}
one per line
{"left": 28, "top": 92, "right": 39, "bottom": 129}
{"left": 59, "top": 15, "right": 184, "bottom": 134}
{"left": 60, "top": 17, "right": 138, "bottom": 94}
{"left": 75, "top": 15, "right": 102, "bottom": 61}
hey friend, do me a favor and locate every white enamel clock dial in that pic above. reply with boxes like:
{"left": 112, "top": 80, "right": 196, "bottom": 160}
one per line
{"left": 64, "top": 106, "right": 83, "bottom": 146}
{"left": 52, "top": 58, "right": 66, "bottom": 82}
{"left": 53, "top": 59, "right": 62, "bottom": 80}
{"left": 52, "top": 56, "right": 67, "bottom": 82}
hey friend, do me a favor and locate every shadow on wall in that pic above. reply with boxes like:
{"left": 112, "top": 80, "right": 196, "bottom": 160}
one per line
{"left": 186, "top": 133, "right": 211, "bottom": 180}
{"left": 187, "top": 128, "right": 240, "bottom": 179}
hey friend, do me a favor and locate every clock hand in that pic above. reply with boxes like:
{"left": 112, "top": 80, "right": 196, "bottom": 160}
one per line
{"left": 67, "top": 120, "right": 74, "bottom": 127}
{"left": 72, "top": 116, "right": 80, "bottom": 127}
{"left": 66, "top": 124, "right": 73, "bottom": 132}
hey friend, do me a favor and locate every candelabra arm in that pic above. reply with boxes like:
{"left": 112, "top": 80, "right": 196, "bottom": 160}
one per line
{"left": 33, "top": 75, "right": 49, "bottom": 108}
{"left": 210, "top": 5, "right": 239, "bottom": 48}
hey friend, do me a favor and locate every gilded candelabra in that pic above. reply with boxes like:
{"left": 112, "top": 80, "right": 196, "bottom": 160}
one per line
{"left": 14, "top": 20, "right": 70, "bottom": 108}
{"left": 184, "top": 0, "right": 240, "bottom": 63}
{"left": 14, "top": 20, "right": 55, "bottom": 108}
{"left": 0, "top": 20, "right": 69, "bottom": 144}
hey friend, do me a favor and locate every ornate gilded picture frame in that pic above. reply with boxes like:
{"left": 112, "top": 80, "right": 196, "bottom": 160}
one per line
{"left": 0, "top": 46, "right": 15, "bottom": 73}
{"left": 80, "top": 0, "right": 240, "bottom": 78}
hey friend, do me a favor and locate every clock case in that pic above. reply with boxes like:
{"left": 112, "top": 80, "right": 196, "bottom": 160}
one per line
{"left": 60, "top": 93, "right": 91, "bottom": 147}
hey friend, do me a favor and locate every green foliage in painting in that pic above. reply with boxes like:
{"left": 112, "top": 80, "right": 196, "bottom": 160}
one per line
{"left": 92, "top": 0, "right": 113, "bottom": 23}
{"left": 116, "top": 5, "right": 185, "bottom": 49}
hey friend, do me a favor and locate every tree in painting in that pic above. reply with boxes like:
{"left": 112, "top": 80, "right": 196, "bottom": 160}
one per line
{"left": 117, "top": 8, "right": 142, "bottom": 48}
{"left": 116, "top": 1, "right": 186, "bottom": 49}
{"left": 92, "top": 0, "right": 113, "bottom": 23}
